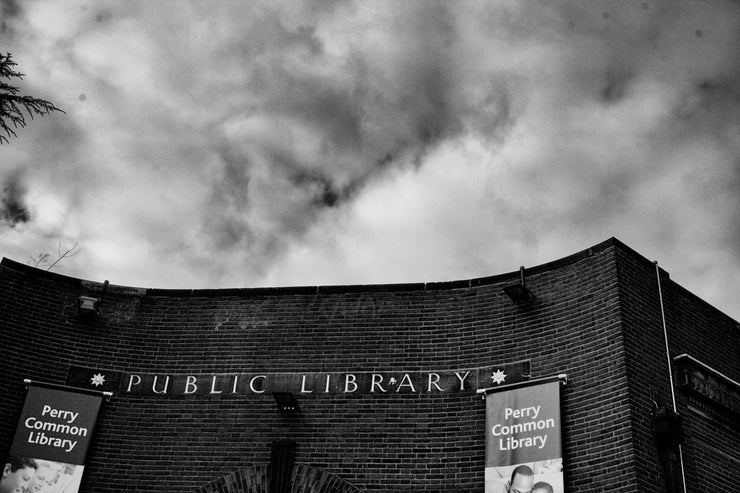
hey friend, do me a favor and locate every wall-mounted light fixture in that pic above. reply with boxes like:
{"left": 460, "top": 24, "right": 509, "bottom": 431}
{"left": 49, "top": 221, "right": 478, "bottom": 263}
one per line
{"left": 503, "top": 266, "right": 533, "bottom": 302}
{"left": 77, "top": 296, "right": 100, "bottom": 319}
{"left": 273, "top": 392, "right": 300, "bottom": 414}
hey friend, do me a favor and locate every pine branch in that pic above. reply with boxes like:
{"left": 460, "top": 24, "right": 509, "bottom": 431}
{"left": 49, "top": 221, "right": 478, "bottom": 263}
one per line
{"left": 0, "top": 52, "right": 65, "bottom": 144}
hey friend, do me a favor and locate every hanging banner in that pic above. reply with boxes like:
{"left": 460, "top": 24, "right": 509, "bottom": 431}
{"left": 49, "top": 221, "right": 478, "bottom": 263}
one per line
{"left": 484, "top": 378, "right": 564, "bottom": 493}
{"left": 3, "top": 383, "right": 103, "bottom": 493}
{"left": 66, "top": 361, "right": 531, "bottom": 396}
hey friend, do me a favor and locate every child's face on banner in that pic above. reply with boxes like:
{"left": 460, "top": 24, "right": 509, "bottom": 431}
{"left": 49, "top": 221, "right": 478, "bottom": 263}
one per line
{"left": 25, "top": 461, "right": 58, "bottom": 493}
{"left": 0, "top": 463, "right": 35, "bottom": 493}
{"left": 508, "top": 473, "right": 534, "bottom": 493}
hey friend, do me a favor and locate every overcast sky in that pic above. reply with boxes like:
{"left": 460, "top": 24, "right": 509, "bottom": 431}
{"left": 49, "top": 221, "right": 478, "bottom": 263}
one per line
{"left": 2, "top": 0, "right": 739, "bottom": 320}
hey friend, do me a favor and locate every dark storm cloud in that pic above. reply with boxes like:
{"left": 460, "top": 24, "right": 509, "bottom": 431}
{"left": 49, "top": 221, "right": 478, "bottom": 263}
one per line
{"left": 601, "top": 66, "right": 635, "bottom": 103}
{"left": 1, "top": 170, "right": 30, "bottom": 227}
{"left": 0, "top": 0, "right": 20, "bottom": 16}
{"left": 681, "top": 76, "right": 740, "bottom": 259}
{"left": 5, "top": 0, "right": 740, "bottom": 318}
{"left": 0, "top": 0, "right": 21, "bottom": 35}
{"left": 198, "top": 1, "right": 514, "bottom": 259}
{"left": 676, "top": 77, "right": 740, "bottom": 130}
{"left": 206, "top": 144, "right": 254, "bottom": 251}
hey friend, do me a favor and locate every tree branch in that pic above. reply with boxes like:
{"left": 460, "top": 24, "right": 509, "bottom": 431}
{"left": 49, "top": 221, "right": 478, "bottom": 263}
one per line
{"left": 46, "top": 240, "right": 81, "bottom": 271}
{"left": 1, "top": 52, "right": 65, "bottom": 144}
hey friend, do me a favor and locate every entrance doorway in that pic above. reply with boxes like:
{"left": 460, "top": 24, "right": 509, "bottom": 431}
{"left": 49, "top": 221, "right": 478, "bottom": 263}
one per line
{"left": 197, "top": 464, "right": 363, "bottom": 493}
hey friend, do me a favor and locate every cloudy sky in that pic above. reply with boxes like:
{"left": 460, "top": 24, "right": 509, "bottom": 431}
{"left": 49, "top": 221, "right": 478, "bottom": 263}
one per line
{"left": 2, "top": 0, "right": 739, "bottom": 320}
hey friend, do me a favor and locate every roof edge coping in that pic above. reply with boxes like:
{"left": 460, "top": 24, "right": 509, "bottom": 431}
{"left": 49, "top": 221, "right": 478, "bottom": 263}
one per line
{"left": 1, "top": 237, "right": 624, "bottom": 297}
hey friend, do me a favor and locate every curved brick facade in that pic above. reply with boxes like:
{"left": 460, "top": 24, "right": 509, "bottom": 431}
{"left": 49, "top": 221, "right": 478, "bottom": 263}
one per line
{"left": 1, "top": 238, "right": 738, "bottom": 492}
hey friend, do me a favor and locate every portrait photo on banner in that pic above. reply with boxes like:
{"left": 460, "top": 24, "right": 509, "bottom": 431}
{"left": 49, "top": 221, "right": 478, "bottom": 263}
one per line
{"left": 1, "top": 456, "right": 84, "bottom": 493}
{"left": 485, "top": 458, "right": 564, "bottom": 493}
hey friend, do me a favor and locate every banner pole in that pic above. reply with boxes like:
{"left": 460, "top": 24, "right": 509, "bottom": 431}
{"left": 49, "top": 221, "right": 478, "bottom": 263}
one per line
{"left": 477, "top": 373, "right": 568, "bottom": 397}
{"left": 23, "top": 378, "right": 114, "bottom": 398}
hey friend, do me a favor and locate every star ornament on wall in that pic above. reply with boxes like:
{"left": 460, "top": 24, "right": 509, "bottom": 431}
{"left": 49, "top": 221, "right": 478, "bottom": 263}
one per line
{"left": 90, "top": 373, "right": 106, "bottom": 387}
{"left": 490, "top": 369, "right": 507, "bottom": 385}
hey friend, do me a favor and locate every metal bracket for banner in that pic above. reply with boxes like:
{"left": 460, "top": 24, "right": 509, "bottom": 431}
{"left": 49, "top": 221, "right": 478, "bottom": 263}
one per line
{"left": 476, "top": 373, "right": 568, "bottom": 399}
{"left": 23, "top": 379, "right": 114, "bottom": 400}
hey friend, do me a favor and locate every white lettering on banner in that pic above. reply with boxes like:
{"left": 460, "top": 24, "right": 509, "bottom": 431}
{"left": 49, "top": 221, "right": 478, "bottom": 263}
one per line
{"left": 491, "top": 417, "right": 556, "bottom": 451}
{"left": 41, "top": 405, "right": 79, "bottom": 424}
{"left": 24, "top": 408, "right": 92, "bottom": 454}
{"left": 491, "top": 419, "right": 556, "bottom": 436}
{"left": 27, "top": 432, "right": 78, "bottom": 453}
{"left": 25, "top": 418, "right": 88, "bottom": 436}
{"left": 504, "top": 405, "right": 541, "bottom": 420}
{"left": 498, "top": 435, "right": 549, "bottom": 450}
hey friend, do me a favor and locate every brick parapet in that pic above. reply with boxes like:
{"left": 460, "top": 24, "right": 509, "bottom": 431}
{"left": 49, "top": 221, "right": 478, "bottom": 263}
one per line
{"left": 0, "top": 238, "right": 706, "bottom": 492}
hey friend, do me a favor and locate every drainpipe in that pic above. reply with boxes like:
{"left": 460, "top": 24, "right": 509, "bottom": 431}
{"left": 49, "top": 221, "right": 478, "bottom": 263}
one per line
{"left": 653, "top": 261, "right": 687, "bottom": 493}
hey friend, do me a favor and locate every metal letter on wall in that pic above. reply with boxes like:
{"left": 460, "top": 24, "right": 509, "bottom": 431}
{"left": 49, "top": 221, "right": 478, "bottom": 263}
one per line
{"left": 4, "top": 383, "right": 103, "bottom": 493}
{"left": 484, "top": 378, "right": 564, "bottom": 493}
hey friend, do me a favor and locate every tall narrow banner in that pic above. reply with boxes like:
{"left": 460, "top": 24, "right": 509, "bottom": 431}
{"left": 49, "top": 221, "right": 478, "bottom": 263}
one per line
{"left": 484, "top": 379, "right": 564, "bottom": 493}
{"left": 3, "top": 383, "right": 103, "bottom": 493}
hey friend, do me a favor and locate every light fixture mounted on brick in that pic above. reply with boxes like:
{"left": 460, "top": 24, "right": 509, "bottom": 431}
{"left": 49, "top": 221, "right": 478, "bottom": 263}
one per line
{"left": 273, "top": 392, "right": 300, "bottom": 414}
{"left": 77, "top": 295, "right": 100, "bottom": 319}
{"left": 503, "top": 266, "right": 534, "bottom": 302}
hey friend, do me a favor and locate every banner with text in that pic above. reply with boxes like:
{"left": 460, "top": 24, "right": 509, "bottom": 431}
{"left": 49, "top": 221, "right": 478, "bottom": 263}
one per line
{"left": 5, "top": 384, "right": 103, "bottom": 493}
{"left": 484, "top": 379, "right": 564, "bottom": 493}
{"left": 66, "top": 362, "right": 531, "bottom": 396}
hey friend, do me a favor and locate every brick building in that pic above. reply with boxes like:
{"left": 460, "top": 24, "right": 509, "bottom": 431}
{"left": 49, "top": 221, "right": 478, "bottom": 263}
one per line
{"left": 1, "top": 237, "right": 738, "bottom": 492}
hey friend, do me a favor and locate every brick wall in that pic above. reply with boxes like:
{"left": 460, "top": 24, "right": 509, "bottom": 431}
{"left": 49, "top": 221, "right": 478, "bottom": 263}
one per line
{"left": 661, "top": 273, "right": 740, "bottom": 490}
{"left": 615, "top": 244, "right": 740, "bottom": 492}
{"left": 2, "top": 238, "right": 734, "bottom": 492}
